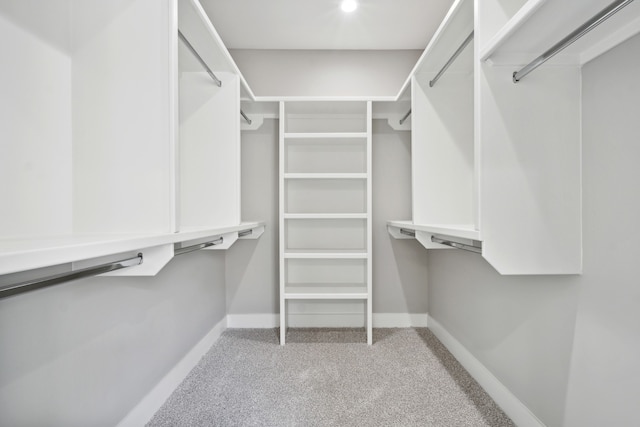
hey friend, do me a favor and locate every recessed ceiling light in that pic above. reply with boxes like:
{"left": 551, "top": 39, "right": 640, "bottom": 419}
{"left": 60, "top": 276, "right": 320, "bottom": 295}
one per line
{"left": 341, "top": 0, "right": 358, "bottom": 13}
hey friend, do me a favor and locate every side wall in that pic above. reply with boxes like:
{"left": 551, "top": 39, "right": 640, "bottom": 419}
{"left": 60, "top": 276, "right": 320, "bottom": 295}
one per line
{"left": 0, "top": 252, "right": 226, "bottom": 427}
{"left": 427, "top": 34, "right": 640, "bottom": 427}
{"left": 562, "top": 33, "right": 640, "bottom": 427}
{"left": 226, "top": 119, "right": 429, "bottom": 327}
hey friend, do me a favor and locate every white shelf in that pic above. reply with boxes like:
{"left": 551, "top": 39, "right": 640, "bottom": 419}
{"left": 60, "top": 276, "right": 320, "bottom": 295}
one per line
{"left": 284, "top": 132, "right": 368, "bottom": 139}
{"left": 480, "top": 0, "right": 640, "bottom": 65}
{"left": 404, "top": 0, "right": 474, "bottom": 83}
{"left": 0, "top": 222, "right": 265, "bottom": 276}
{"left": 387, "top": 221, "right": 480, "bottom": 241}
{"left": 284, "top": 213, "right": 368, "bottom": 220}
{"left": 280, "top": 100, "right": 372, "bottom": 345}
{"left": 284, "top": 173, "right": 367, "bottom": 180}
{"left": 178, "top": 0, "right": 256, "bottom": 99}
{"left": 283, "top": 250, "right": 368, "bottom": 259}
{"left": 284, "top": 284, "right": 368, "bottom": 300}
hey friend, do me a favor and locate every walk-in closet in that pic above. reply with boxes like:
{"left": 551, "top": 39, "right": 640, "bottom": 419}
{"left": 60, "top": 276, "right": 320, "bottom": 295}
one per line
{"left": 1, "top": 0, "right": 640, "bottom": 425}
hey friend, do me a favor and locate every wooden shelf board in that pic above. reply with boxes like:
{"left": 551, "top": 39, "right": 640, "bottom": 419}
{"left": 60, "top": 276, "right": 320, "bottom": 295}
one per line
{"left": 284, "top": 132, "right": 367, "bottom": 139}
{"left": 0, "top": 222, "right": 266, "bottom": 276}
{"left": 284, "top": 284, "right": 368, "bottom": 300}
{"left": 283, "top": 250, "right": 368, "bottom": 259}
{"left": 480, "top": 0, "right": 640, "bottom": 66}
{"left": 387, "top": 220, "right": 480, "bottom": 241}
{"left": 284, "top": 173, "right": 367, "bottom": 179}
{"left": 284, "top": 213, "right": 368, "bottom": 220}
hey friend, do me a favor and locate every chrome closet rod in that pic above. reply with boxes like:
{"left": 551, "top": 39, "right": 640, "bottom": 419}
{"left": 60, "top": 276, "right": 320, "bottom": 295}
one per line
{"left": 178, "top": 30, "right": 222, "bottom": 87}
{"left": 513, "top": 0, "right": 634, "bottom": 83}
{"left": 399, "top": 109, "right": 412, "bottom": 125}
{"left": 174, "top": 237, "right": 224, "bottom": 256}
{"left": 240, "top": 110, "right": 252, "bottom": 125}
{"left": 430, "top": 31, "right": 474, "bottom": 88}
{"left": 0, "top": 253, "right": 144, "bottom": 300}
{"left": 431, "top": 236, "right": 482, "bottom": 254}
{"left": 399, "top": 228, "right": 416, "bottom": 237}
{"left": 238, "top": 228, "right": 253, "bottom": 237}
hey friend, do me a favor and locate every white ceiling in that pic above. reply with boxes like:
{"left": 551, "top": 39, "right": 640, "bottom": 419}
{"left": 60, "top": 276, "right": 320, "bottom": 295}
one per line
{"left": 199, "top": 0, "right": 455, "bottom": 50}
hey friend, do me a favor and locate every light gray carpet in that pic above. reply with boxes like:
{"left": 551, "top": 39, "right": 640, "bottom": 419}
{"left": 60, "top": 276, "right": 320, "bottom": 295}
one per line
{"left": 148, "top": 328, "right": 514, "bottom": 427}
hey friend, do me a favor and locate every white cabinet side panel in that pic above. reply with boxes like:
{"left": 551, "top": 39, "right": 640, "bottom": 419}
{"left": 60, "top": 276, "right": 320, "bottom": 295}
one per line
{"left": 412, "top": 75, "right": 475, "bottom": 226}
{"left": 179, "top": 72, "right": 240, "bottom": 228}
{"left": 479, "top": 64, "right": 582, "bottom": 274}
{"left": 0, "top": 12, "right": 72, "bottom": 238}
{"left": 72, "top": 0, "right": 173, "bottom": 234}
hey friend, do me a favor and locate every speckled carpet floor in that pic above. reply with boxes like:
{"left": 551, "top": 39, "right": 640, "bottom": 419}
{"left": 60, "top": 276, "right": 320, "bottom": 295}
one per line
{"left": 147, "top": 328, "right": 514, "bottom": 427}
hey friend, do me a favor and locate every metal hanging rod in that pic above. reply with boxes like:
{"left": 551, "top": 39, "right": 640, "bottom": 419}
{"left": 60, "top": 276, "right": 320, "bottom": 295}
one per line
{"left": 178, "top": 30, "right": 222, "bottom": 87}
{"left": 399, "top": 109, "right": 412, "bottom": 125}
{"left": 238, "top": 228, "right": 253, "bottom": 238}
{"left": 240, "top": 110, "right": 252, "bottom": 125}
{"left": 0, "top": 253, "right": 143, "bottom": 300}
{"left": 399, "top": 228, "right": 416, "bottom": 237}
{"left": 430, "top": 31, "right": 474, "bottom": 88}
{"left": 174, "top": 237, "right": 224, "bottom": 256}
{"left": 431, "top": 236, "right": 482, "bottom": 254}
{"left": 513, "top": 0, "right": 634, "bottom": 83}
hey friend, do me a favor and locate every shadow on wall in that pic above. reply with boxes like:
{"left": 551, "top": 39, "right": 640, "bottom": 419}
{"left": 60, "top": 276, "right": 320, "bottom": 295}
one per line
{"left": 427, "top": 248, "right": 581, "bottom": 426}
{"left": 0, "top": 249, "right": 226, "bottom": 426}
{"left": 372, "top": 119, "right": 429, "bottom": 316}
{"left": 226, "top": 118, "right": 279, "bottom": 315}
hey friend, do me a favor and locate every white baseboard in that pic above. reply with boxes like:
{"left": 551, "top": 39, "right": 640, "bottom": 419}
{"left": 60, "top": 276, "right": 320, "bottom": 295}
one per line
{"left": 374, "top": 313, "right": 428, "bottom": 327}
{"left": 226, "top": 313, "right": 428, "bottom": 328}
{"left": 427, "top": 316, "right": 545, "bottom": 427}
{"left": 227, "top": 313, "right": 278, "bottom": 328}
{"left": 116, "top": 317, "right": 228, "bottom": 427}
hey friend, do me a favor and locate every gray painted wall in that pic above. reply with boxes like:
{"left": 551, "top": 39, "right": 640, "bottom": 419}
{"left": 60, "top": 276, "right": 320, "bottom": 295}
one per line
{"left": 563, "top": 33, "right": 640, "bottom": 427}
{"left": 225, "top": 119, "right": 429, "bottom": 320}
{"left": 0, "top": 251, "right": 226, "bottom": 426}
{"left": 230, "top": 49, "right": 421, "bottom": 97}
{"left": 226, "top": 119, "right": 280, "bottom": 317}
{"left": 427, "top": 34, "right": 640, "bottom": 427}
{"left": 372, "top": 121, "right": 429, "bottom": 314}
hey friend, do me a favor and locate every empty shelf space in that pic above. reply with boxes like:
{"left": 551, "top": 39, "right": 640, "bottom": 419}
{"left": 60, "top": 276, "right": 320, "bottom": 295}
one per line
{"left": 284, "top": 173, "right": 367, "bottom": 179}
{"left": 284, "top": 137, "right": 367, "bottom": 174}
{"left": 284, "top": 284, "right": 368, "bottom": 300}
{"left": 284, "top": 132, "right": 368, "bottom": 139}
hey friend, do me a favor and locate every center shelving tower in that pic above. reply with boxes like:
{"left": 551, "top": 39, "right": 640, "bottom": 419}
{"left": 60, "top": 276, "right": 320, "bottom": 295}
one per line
{"left": 279, "top": 101, "right": 373, "bottom": 345}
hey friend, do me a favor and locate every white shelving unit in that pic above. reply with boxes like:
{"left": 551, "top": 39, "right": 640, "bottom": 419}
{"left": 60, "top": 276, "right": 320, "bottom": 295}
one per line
{"left": 0, "top": 0, "right": 264, "bottom": 287}
{"left": 389, "top": 0, "right": 639, "bottom": 275}
{"left": 279, "top": 101, "right": 373, "bottom": 345}
{"left": 473, "top": 0, "right": 640, "bottom": 274}
{"left": 388, "top": 0, "right": 480, "bottom": 253}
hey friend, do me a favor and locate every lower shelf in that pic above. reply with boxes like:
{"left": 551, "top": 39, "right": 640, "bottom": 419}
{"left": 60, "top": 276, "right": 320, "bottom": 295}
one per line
{"left": 284, "top": 251, "right": 368, "bottom": 259}
{"left": 0, "top": 222, "right": 267, "bottom": 276}
{"left": 284, "top": 284, "right": 368, "bottom": 299}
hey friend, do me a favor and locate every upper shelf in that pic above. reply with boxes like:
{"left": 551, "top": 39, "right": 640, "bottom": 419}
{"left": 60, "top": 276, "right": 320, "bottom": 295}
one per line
{"left": 0, "top": 222, "right": 265, "bottom": 276}
{"left": 480, "top": 0, "right": 640, "bottom": 65}
{"left": 179, "top": 0, "right": 256, "bottom": 99}
{"left": 397, "top": 0, "right": 474, "bottom": 94}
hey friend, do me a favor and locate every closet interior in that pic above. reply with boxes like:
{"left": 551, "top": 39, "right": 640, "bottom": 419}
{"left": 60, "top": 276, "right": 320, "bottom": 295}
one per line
{"left": 1, "top": 0, "right": 640, "bottom": 424}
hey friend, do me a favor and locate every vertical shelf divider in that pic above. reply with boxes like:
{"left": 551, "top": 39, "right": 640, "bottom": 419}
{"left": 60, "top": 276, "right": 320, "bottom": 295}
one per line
{"left": 366, "top": 101, "right": 373, "bottom": 345}
{"left": 279, "top": 101, "right": 372, "bottom": 345}
{"left": 279, "top": 101, "right": 286, "bottom": 345}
